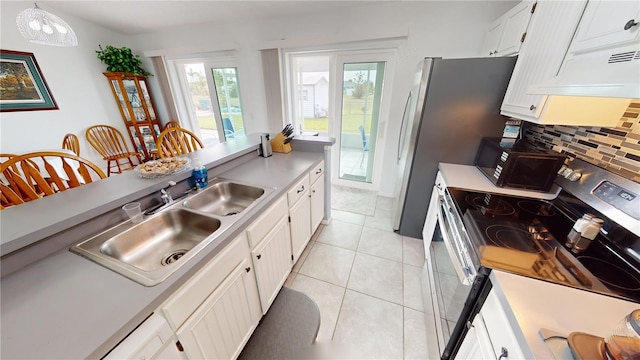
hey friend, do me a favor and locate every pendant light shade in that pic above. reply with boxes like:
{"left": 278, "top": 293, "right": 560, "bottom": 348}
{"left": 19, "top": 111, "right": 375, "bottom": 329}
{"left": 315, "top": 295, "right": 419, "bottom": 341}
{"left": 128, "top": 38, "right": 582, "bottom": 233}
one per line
{"left": 16, "top": 3, "right": 78, "bottom": 47}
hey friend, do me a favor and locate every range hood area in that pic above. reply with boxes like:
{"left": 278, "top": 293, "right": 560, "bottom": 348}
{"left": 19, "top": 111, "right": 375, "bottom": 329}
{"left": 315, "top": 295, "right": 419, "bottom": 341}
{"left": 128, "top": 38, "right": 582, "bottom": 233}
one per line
{"left": 529, "top": 43, "right": 640, "bottom": 99}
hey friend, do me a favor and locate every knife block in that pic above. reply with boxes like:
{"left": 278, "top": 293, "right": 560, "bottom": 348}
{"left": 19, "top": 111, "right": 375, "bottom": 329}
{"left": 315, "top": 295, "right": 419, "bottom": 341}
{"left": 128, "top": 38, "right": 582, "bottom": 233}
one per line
{"left": 270, "top": 133, "right": 292, "bottom": 153}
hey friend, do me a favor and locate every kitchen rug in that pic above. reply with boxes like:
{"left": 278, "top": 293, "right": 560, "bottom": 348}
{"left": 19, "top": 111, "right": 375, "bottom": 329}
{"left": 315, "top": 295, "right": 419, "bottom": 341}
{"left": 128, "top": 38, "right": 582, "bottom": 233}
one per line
{"left": 238, "top": 286, "right": 321, "bottom": 360}
{"left": 331, "top": 184, "right": 378, "bottom": 216}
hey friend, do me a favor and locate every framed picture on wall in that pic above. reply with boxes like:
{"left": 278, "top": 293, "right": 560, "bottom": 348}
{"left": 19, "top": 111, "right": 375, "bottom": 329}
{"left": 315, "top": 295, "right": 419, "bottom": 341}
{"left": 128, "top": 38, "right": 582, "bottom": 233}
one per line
{"left": 0, "top": 50, "right": 58, "bottom": 112}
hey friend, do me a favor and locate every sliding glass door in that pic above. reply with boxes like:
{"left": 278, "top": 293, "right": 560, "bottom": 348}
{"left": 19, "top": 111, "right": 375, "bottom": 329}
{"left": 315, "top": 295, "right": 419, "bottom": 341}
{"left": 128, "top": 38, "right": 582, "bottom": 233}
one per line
{"left": 285, "top": 50, "right": 394, "bottom": 190}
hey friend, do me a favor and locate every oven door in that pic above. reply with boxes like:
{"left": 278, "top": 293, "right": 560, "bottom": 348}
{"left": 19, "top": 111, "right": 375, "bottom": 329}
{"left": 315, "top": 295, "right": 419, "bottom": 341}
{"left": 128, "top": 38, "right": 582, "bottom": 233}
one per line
{"left": 422, "top": 185, "right": 479, "bottom": 358}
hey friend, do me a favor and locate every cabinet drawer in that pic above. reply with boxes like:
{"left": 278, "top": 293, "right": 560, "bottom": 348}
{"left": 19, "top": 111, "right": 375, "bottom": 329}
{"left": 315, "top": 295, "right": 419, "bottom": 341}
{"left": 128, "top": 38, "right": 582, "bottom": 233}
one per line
{"left": 309, "top": 160, "right": 325, "bottom": 185}
{"left": 247, "top": 196, "right": 288, "bottom": 248}
{"left": 287, "top": 176, "right": 310, "bottom": 206}
{"left": 159, "top": 234, "right": 249, "bottom": 330}
{"left": 481, "top": 289, "right": 527, "bottom": 359}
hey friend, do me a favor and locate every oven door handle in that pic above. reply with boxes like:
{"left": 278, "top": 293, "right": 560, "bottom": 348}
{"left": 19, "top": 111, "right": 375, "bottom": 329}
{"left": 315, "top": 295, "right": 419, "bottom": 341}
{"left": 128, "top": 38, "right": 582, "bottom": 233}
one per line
{"left": 437, "top": 198, "right": 473, "bottom": 285}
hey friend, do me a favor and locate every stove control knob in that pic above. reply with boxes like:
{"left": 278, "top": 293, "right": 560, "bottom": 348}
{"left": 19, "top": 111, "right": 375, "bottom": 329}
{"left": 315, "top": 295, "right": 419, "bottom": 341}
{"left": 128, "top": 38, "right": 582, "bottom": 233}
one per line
{"left": 567, "top": 171, "right": 582, "bottom": 182}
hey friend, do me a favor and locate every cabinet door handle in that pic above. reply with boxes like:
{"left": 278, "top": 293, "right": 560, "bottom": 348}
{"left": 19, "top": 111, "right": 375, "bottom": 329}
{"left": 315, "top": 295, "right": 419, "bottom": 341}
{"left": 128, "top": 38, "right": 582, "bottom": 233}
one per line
{"left": 315, "top": 169, "right": 322, "bottom": 174}
{"left": 465, "top": 320, "right": 474, "bottom": 329}
{"left": 624, "top": 19, "right": 639, "bottom": 30}
{"left": 297, "top": 185, "right": 305, "bottom": 193}
{"left": 245, "top": 267, "right": 251, "bottom": 273}
{"left": 489, "top": 51, "right": 495, "bottom": 55}
{"left": 498, "top": 347, "right": 509, "bottom": 360}
{"left": 530, "top": 105, "right": 537, "bottom": 111}
{"left": 256, "top": 254, "right": 262, "bottom": 260}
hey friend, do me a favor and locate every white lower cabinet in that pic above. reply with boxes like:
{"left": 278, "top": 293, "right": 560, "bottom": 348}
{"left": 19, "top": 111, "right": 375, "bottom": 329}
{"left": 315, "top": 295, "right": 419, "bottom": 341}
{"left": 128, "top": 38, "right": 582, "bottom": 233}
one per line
{"left": 456, "top": 313, "right": 494, "bottom": 360}
{"left": 309, "top": 175, "right": 324, "bottom": 233}
{"left": 251, "top": 215, "right": 292, "bottom": 313}
{"left": 457, "top": 288, "right": 527, "bottom": 359}
{"left": 158, "top": 233, "right": 262, "bottom": 360}
{"left": 288, "top": 176, "right": 312, "bottom": 263}
{"left": 481, "top": 289, "right": 526, "bottom": 359}
{"left": 289, "top": 192, "right": 312, "bottom": 262}
{"left": 176, "top": 258, "right": 261, "bottom": 359}
{"left": 288, "top": 161, "right": 325, "bottom": 264}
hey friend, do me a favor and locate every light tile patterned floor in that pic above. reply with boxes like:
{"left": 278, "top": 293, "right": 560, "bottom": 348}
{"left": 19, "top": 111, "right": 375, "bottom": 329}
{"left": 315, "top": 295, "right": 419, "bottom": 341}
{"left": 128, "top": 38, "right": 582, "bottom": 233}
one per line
{"left": 285, "top": 194, "right": 428, "bottom": 359}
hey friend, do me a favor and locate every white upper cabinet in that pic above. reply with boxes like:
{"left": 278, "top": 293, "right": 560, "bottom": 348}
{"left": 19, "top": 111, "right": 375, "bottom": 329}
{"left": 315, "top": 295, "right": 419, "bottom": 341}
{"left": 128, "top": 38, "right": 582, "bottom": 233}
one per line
{"left": 501, "top": 1, "right": 587, "bottom": 122}
{"left": 570, "top": 1, "right": 640, "bottom": 54}
{"left": 481, "top": 21, "right": 505, "bottom": 56}
{"left": 480, "top": 1, "right": 534, "bottom": 57}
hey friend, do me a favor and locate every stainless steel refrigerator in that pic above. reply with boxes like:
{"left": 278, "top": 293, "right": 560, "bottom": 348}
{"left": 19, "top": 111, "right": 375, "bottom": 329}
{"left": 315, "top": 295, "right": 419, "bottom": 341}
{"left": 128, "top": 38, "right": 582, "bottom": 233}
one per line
{"left": 392, "top": 56, "right": 517, "bottom": 238}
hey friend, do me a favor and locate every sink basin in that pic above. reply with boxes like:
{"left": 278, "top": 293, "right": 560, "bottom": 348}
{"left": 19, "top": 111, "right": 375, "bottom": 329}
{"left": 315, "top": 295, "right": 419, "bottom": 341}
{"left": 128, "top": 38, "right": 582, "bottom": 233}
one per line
{"left": 71, "top": 209, "right": 222, "bottom": 286}
{"left": 100, "top": 209, "right": 221, "bottom": 272}
{"left": 71, "top": 179, "right": 272, "bottom": 286}
{"left": 183, "top": 180, "right": 266, "bottom": 216}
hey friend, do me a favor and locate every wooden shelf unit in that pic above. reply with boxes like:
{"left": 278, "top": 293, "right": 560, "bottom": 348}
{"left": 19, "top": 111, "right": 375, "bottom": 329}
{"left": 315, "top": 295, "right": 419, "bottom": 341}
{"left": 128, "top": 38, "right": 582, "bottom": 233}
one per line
{"left": 104, "top": 72, "right": 161, "bottom": 161}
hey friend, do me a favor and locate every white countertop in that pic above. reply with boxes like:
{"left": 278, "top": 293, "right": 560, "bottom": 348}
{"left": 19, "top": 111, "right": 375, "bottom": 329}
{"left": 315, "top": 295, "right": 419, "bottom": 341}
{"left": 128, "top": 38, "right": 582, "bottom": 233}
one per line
{"left": 438, "top": 162, "right": 561, "bottom": 199}
{"left": 490, "top": 270, "right": 639, "bottom": 359}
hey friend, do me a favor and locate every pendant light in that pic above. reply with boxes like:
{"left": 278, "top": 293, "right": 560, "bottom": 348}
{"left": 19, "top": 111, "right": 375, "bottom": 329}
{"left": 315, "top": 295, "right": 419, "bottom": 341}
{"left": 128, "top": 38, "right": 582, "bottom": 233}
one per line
{"left": 16, "top": 3, "right": 78, "bottom": 47}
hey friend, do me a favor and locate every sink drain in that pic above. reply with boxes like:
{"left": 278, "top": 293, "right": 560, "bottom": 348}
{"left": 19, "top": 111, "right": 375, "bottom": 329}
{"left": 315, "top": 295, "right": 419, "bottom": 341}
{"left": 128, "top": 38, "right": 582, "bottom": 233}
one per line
{"left": 162, "top": 250, "right": 187, "bottom": 266}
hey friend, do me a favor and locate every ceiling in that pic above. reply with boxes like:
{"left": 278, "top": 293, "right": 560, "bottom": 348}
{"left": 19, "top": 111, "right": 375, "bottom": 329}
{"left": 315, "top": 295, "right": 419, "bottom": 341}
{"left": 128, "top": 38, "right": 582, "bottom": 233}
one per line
{"left": 34, "top": 1, "right": 381, "bottom": 35}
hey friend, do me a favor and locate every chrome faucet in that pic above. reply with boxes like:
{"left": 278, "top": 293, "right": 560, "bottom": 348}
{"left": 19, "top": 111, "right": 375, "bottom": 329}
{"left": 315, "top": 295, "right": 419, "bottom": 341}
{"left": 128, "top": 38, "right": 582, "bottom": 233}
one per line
{"left": 144, "top": 181, "right": 177, "bottom": 215}
{"left": 161, "top": 181, "right": 176, "bottom": 204}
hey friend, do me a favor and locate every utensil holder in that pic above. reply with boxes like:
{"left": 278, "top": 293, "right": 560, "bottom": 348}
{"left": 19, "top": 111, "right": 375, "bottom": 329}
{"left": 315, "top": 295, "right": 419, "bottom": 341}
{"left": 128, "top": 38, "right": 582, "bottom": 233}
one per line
{"left": 271, "top": 133, "right": 292, "bottom": 153}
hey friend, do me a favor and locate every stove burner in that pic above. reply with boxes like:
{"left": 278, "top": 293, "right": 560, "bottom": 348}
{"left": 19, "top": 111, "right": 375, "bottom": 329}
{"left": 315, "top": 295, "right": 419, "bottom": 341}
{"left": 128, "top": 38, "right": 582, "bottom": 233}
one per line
{"left": 466, "top": 195, "right": 515, "bottom": 216}
{"left": 517, "top": 200, "right": 556, "bottom": 217}
{"left": 576, "top": 256, "right": 640, "bottom": 291}
{"left": 484, "top": 224, "right": 552, "bottom": 254}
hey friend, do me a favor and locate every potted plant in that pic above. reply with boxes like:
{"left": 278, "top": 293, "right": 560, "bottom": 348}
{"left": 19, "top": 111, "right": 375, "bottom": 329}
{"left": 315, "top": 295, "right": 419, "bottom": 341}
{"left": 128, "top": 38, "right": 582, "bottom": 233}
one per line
{"left": 95, "top": 45, "right": 152, "bottom": 76}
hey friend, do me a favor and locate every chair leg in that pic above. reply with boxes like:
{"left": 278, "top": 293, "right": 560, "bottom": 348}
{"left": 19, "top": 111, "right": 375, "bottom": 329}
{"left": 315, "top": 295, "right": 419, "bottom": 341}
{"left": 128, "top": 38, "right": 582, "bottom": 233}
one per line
{"left": 107, "top": 160, "right": 112, "bottom": 177}
{"left": 116, "top": 158, "right": 123, "bottom": 174}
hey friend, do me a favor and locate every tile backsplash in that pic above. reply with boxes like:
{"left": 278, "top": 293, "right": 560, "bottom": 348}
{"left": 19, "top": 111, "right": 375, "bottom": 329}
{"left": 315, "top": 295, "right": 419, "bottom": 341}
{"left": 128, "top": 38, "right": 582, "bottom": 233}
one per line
{"left": 524, "top": 101, "right": 640, "bottom": 183}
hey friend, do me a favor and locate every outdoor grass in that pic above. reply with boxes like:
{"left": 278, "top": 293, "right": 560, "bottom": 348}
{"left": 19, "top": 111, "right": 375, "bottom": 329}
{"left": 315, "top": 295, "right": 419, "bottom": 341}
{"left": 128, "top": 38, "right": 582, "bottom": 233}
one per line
{"left": 195, "top": 97, "right": 374, "bottom": 133}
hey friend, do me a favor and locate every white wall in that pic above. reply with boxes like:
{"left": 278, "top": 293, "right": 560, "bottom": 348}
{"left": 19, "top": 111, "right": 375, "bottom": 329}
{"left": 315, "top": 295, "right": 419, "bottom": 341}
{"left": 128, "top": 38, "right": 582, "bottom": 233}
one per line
{"left": 0, "top": 1, "right": 134, "bottom": 168}
{"left": 131, "top": 1, "right": 516, "bottom": 196}
{"left": 1, "top": 1, "right": 515, "bottom": 192}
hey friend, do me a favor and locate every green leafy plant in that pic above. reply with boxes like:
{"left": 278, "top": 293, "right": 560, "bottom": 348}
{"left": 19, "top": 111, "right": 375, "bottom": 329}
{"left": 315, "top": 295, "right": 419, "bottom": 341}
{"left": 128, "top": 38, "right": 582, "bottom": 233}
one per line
{"left": 96, "top": 45, "right": 152, "bottom": 76}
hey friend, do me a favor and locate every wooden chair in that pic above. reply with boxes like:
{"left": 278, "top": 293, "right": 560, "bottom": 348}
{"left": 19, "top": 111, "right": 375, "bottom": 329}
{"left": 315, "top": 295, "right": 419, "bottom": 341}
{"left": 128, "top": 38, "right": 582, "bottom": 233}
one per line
{"left": 149, "top": 121, "right": 181, "bottom": 160}
{"left": 163, "top": 120, "right": 181, "bottom": 130}
{"left": 85, "top": 125, "right": 142, "bottom": 176}
{"left": 0, "top": 151, "right": 106, "bottom": 208}
{"left": 62, "top": 133, "right": 80, "bottom": 156}
{"left": 156, "top": 127, "right": 204, "bottom": 158}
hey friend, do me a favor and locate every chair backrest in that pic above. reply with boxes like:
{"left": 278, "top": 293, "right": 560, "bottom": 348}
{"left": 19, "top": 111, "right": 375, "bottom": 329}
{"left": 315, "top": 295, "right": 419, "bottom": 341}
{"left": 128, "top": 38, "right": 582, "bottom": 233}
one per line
{"left": 222, "top": 118, "right": 235, "bottom": 139}
{"left": 358, "top": 125, "right": 369, "bottom": 151}
{"left": 156, "top": 127, "right": 204, "bottom": 158}
{"left": 85, "top": 125, "right": 134, "bottom": 159}
{"left": 62, "top": 133, "right": 80, "bottom": 156}
{"left": 0, "top": 151, "right": 106, "bottom": 208}
{"left": 163, "top": 120, "right": 181, "bottom": 130}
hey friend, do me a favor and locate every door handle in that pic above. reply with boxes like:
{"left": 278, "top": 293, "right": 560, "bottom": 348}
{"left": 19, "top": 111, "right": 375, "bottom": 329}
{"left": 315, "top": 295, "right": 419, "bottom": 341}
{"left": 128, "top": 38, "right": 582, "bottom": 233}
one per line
{"left": 397, "top": 91, "right": 412, "bottom": 162}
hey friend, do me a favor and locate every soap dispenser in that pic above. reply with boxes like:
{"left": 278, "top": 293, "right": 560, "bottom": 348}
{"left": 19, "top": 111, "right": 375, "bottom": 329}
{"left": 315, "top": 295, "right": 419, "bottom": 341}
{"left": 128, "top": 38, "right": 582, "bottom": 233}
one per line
{"left": 192, "top": 157, "right": 208, "bottom": 190}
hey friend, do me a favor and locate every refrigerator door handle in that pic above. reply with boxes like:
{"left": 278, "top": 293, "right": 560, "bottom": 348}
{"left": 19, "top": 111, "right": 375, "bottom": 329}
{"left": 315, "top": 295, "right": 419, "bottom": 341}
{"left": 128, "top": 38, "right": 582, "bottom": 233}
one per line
{"left": 397, "top": 91, "right": 412, "bottom": 163}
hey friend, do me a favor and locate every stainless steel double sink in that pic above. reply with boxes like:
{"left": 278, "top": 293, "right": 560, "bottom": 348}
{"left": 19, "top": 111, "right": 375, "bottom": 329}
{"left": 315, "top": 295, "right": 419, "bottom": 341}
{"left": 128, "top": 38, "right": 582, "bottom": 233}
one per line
{"left": 71, "top": 178, "right": 273, "bottom": 286}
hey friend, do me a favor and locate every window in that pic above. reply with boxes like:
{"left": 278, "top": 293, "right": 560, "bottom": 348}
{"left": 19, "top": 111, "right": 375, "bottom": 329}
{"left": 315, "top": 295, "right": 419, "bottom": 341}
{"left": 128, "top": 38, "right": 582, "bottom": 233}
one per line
{"left": 168, "top": 56, "right": 246, "bottom": 145}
